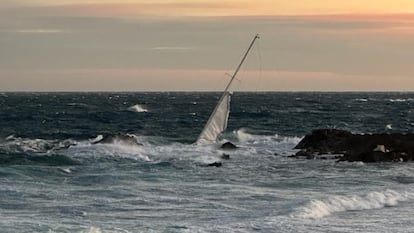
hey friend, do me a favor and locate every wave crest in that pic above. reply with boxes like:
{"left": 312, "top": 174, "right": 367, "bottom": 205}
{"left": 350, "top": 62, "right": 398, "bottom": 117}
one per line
{"left": 389, "top": 98, "right": 413, "bottom": 102}
{"left": 293, "top": 189, "right": 413, "bottom": 219}
{"left": 128, "top": 104, "right": 148, "bottom": 113}
{"left": 1, "top": 135, "right": 76, "bottom": 154}
{"left": 234, "top": 129, "right": 302, "bottom": 145}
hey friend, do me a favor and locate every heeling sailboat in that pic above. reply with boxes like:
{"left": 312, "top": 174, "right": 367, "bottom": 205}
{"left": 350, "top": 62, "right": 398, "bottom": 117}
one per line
{"left": 196, "top": 34, "right": 260, "bottom": 145}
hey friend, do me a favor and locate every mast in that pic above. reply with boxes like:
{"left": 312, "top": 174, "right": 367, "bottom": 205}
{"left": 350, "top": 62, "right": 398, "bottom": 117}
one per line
{"left": 196, "top": 34, "right": 260, "bottom": 144}
{"left": 223, "top": 34, "right": 260, "bottom": 92}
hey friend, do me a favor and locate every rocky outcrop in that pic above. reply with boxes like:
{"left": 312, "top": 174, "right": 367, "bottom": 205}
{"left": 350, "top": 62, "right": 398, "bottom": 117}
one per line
{"left": 293, "top": 129, "right": 414, "bottom": 162}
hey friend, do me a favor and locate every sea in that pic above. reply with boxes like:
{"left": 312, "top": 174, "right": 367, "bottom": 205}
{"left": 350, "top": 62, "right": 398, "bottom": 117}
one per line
{"left": 1, "top": 92, "right": 414, "bottom": 233}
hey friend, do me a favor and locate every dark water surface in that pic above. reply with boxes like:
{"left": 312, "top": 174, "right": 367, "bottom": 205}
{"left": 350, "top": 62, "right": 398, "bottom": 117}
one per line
{"left": 1, "top": 92, "right": 414, "bottom": 232}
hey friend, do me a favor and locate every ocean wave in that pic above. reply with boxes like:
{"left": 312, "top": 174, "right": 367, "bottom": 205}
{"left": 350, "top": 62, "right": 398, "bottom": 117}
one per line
{"left": 235, "top": 128, "right": 302, "bottom": 145}
{"left": 0, "top": 153, "right": 80, "bottom": 166}
{"left": 293, "top": 189, "right": 414, "bottom": 219}
{"left": 235, "top": 128, "right": 255, "bottom": 142}
{"left": 0, "top": 130, "right": 300, "bottom": 165}
{"left": 128, "top": 104, "right": 148, "bottom": 113}
{"left": 1, "top": 135, "right": 76, "bottom": 154}
{"left": 80, "top": 226, "right": 102, "bottom": 233}
{"left": 0, "top": 134, "right": 151, "bottom": 163}
{"left": 66, "top": 102, "right": 89, "bottom": 107}
{"left": 66, "top": 135, "right": 151, "bottom": 162}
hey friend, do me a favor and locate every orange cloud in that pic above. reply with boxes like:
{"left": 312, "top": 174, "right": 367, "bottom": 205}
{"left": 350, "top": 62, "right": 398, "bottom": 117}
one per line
{"left": 285, "top": 14, "right": 414, "bottom": 37}
{"left": 19, "top": 0, "right": 414, "bottom": 17}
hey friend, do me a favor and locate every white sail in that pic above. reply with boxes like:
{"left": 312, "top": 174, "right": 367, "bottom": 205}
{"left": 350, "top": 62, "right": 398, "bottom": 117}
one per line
{"left": 196, "top": 92, "right": 231, "bottom": 145}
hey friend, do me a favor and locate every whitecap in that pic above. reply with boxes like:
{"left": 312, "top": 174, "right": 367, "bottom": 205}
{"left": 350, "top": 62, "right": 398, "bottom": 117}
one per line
{"left": 272, "top": 134, "right": 302, "bottom": 144}
{"left": 81, "top": 226, "right": 102, "bottom": 233}
{"left": 293, "top": 189, "right": 414, "bottom": 219}
{"left": 67, "top": 135, "right": 151, "bottom": 162}
{"left": 90, "top": 135, "right": 103, "bottom": 144}
{"left": 59, "top": 167, "right": 72, "bottom": 173}
{"left": 234, "top": 128, "right": 302, "bottom": 146}
{"left": 128, "top": 104, "right": 148, "bottom": 113}
{"left": 236, "top": 128, "right": 255, "bottom": 142}
{"left": 389, "top": 98, "right": 413, "bottom": 102}
{"left": 1, "top": 136, "right": 56, "bottom": 153}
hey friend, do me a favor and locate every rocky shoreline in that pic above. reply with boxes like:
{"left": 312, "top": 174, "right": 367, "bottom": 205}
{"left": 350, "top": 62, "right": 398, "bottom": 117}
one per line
{"left": 292, "top": 129, "right": 414, "bottom": 162}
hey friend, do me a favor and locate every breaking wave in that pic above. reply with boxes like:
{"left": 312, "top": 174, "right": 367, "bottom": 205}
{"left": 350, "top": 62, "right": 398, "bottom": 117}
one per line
{"left": 68, "top": 139, "right": 150, "bottom": 162}
{"left": 80, "top": 226, "right": 103, "bottom": 233}
{"left": 128, "top": 104, "right": 148, "bottom": 112}
{"left": 1, "top": 135, "right": 76, "bottom": 154}
{"left": 0, "top": 134, "right": 150, "bottom": 163}
{"left": 293, "top": 189, "right": 414, "bottom": 219}
{"left": 235, "top": 128, "right": 302, "bottom": 145}
{"left": 389, "top": 98, "right": 414, "bottom": 102}
{"left": 0, "top": 129, "right": 300, "bottom": 165}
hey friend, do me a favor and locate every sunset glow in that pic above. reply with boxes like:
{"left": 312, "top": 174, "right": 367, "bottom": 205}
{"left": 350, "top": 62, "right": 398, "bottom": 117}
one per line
{"left": 16, "top": 0, "right": 414, "bottom": 17}
{"left": 2, "top": 0, "right": 414, "bottom": 91}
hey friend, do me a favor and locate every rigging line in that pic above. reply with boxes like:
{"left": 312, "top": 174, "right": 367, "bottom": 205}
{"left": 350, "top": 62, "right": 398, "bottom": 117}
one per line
{"left": 255, "top": 37, "right": 263, "bottom": 93}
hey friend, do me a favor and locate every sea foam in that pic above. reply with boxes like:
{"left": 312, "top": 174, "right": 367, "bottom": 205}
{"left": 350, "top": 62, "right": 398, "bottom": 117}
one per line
{"left": 293, "top": 189, "right": 413, "bottom": 219}
{"left": 128, "top": 104, "right": 148, "bottom": 113}
{"left": 236, "top": 128, "right": 255, "bottom": 142}
{"left": 389, "top": 98, "right": 412, "bottom": 102}
{"left": 80, "top": 226, "right": 102, "bottom": 233}
{"left": 235, "top": 128, "right": 302, "bottom": 145}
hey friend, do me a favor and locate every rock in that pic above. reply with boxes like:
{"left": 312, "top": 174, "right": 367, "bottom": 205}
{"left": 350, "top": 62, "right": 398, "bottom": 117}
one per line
{"left": 338, "top": 151, "right": 409, "bottom": 163}
{"left": 294, "top": 129, "right": 353, "bottom": 154}
{"left": 293, "top": 129, "right": 414, "bottom": 162}
{"left": 221, "top": 153, "right": 230, "bottom": 160}
{"left": 207, "top": 162, "right": 222, "bottom": 167}
{"left": 220, "top": 142, "right": 237, "bottom": 150}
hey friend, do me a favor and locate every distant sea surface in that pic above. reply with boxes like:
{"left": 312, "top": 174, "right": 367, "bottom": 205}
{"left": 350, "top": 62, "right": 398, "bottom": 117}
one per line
{"left": 1, "top": 92, "right": 414, "bottom": 233}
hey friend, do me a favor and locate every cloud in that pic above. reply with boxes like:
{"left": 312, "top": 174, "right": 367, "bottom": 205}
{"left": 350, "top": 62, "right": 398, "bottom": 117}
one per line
{"left": 12, "top": 29, "right": 70, "bottom": 34}
{"left": 8, "top": 0, "right": 414, "bottom": 16}
{"left": 2, "top": 68, "right": 414, "bottom": 92}
{"left": 1, "top": 3, "right": 414, "bottom": 91}
{"left": 0, "top": 2, "right": 250, "bottom": 18}
{"left": 152, "top": 46, "right": 193, "bottom": 51}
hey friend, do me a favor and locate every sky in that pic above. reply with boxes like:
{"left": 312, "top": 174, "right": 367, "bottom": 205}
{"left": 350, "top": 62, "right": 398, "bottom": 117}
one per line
{"left": 1, "top": 0, "right": 414, "bottom": 91}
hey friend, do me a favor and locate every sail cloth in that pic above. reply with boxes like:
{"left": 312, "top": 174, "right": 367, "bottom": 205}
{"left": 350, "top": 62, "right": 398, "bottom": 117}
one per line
{"left": 196, "top": 92, "right": 231, "bottom": 145}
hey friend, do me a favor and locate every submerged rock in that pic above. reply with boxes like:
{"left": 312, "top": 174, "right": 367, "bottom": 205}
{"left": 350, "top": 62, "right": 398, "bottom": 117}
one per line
{"left": 293, "top": 129, "right": 414, "bottom": 162}
{"left": 207, "top": 161, "right": 222, "bottom": 167}
{"left": 220, "top": 142, "right": 237, "bottom": 150}
{"left": 221, "top": 153, "right": 230, "bottom": 160}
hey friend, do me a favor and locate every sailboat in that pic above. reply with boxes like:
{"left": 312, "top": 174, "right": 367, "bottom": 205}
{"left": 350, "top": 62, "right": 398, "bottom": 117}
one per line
{"left": 196, "top": 34, "right": 260, "bottom": 145}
